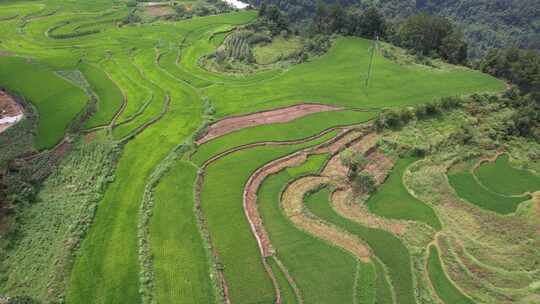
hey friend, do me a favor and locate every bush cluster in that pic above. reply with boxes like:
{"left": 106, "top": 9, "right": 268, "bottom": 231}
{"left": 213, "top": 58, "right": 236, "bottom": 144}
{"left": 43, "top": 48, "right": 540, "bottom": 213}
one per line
{"left": 374, "top": 96, "right": 463, "bottom": 131}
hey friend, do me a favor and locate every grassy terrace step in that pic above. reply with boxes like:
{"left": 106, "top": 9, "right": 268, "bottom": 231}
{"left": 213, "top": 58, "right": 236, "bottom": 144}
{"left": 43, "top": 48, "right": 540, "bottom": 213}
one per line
{"left": 200, "top": 132, "right": 338, "bottom": 304}
{"left": 158, "top": 50, "right": 212, "bottom": 88}
{"left": 356, "top": 260, "right": 376, "bottom": 304}
{"left": 79, "top": 62, "right": 123, "bottom": 128}
{"left": 101, "top": 56, "right": 153, "bottom": 125}
{"left": 258, "top": 154, "right": 359, "bottom": 303}
{"left": 192, "top": 110, "right": 376, "bottom": 165}
{"left": 151, "top": 161, "right": 215, "bottom": 304}
{"left": 373, "top": 258, "right": 395, "bottom": 303}
{"left": 367, "top": 157, "right": 441, "bottom": 230}
{"left": 0, "top": 56, "right": 88, "bottom": 149}
{"left": 267, "top": 257, "right": 297, "bottom": 304}
{"left": 427, "top": 245, "right": 474, "bottom": 304}
{"left": 475, "top": 154, "right": 540, "bottom": 196}
{"left": 67, "top": 80, "right": 202, "bottom": 304}
{"left": 305, "top": 189, "right": 416, "bottom": 304}
{"left": 448, "top": 171, "right": 527, "bottom": 214}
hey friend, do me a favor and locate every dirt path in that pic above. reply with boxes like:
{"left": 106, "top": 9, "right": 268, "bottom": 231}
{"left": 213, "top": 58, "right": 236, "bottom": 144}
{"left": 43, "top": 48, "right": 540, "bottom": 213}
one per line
{"left": 196, "top": 103, "right": 343, "bottom": 145}
{"left": 281, "top": 176, "right": 371, "bottom": 262}
{"left": 0, "top": 90, "right": 24, "bottom": 134}
{"left": 331, "top": 189, "right": 407, "bottom": 237}
{"left": 534, "top": 192, "right": 540, "bottom": 236}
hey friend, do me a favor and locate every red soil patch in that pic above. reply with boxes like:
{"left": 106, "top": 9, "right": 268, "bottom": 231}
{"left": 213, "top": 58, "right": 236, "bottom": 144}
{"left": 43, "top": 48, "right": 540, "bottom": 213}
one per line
{"left": 84, "top": 132, "right": 97, "bottom": 143}
{"left": 146, "top": 5, "right": 173, "bottom": 17}
{"left": 0, "top": 90, "right": 24, "bottom": 134}
{"left": 244, "top": 152, "right": 308, "bottom": 257}
{"left": 197, "top": 103, "right": 342, "bottom": 145}
{"left": 363, "top": 148, "right": 394, "bottom": 185}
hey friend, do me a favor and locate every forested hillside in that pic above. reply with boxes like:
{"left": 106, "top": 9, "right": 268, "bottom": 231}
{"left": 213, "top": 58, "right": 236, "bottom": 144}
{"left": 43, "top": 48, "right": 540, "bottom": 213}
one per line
{"left": 248, "top": 0, "right": 540, "bottom": 58}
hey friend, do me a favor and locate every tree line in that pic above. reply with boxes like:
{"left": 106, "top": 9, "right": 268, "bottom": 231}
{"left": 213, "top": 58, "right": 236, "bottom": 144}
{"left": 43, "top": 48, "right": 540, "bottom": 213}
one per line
{"left": 258, "top": 2, "right": 468, "bottom": 64}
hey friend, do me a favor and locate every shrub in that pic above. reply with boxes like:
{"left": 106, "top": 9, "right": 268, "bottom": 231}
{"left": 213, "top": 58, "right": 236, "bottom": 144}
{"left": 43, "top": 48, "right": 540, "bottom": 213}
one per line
{"left": 340, "top": 148, "right": 368, "bottom": 179}
{"left": 425, "top": 102, "right": 441, "bottom": 116}
{"left": 7, "top": 296, "right": 40, "bottom": 304}
{"left": 440, "top": 96, "right": 462, "bottom": 109}
{"left": 353, "top": 172, "right": 376, "bottom": 194}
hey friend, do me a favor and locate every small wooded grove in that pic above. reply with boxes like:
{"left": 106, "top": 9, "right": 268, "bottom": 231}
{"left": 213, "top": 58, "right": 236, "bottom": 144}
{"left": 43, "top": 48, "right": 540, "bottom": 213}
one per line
{"left": 479, "top": 48, "right": 540, "bottom": 141}
{"left": 248, "top": 0, "right": 539, "bottom": 59}
{"left": 257, "top": 2, "right": 468, "bottom": 64}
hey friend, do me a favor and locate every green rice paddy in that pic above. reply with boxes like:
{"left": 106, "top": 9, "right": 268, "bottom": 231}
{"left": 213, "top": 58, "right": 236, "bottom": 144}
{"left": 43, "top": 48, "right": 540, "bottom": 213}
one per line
{"left": 366, "top": 157, "right": 442, "bottom": 230}
{"left": 475, "top": 154, "right": 540, "bottom": 196}
{"left": 305, "top": 188, "right": 416, "bottom": 304}
{"left": 0, "top": 0, "right": 509, "bottom": 302}
{"left": 448, "top": 169, "right": 529, "bottom": 214}
{"left": 427, "top": 245, "right": 474, "bottom": 304}
{"left": 258, "top": 154, "right": 359, "bottom": 303}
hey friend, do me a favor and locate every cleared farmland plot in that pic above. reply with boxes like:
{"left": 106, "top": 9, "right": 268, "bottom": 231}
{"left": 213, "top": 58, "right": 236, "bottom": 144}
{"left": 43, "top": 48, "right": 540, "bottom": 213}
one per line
{"left": 192, "top": 110, "right": 376, "bottom": 165}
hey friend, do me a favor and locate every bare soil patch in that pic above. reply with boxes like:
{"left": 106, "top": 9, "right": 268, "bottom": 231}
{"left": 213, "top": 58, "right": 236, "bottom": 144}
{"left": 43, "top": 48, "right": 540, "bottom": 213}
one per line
{"left": 0, "top": 51, "right": 14, "bottom": 57}
{"left": 244, "top": 152, "right": 308, "bottom": 257}
{"left": 0, "top": 90, "right": 24, "bottom": 134}
{"left": 146, "top": 5, "right": 173, "bottom": 17}
{"left": 197, "top": 103, "right": 342, "bottom": 144}
{"left": 320, "top": 132, "right": 379, "bottom": 178}
{"left": 363, "top": 149, "right": 394, "bottom": 184}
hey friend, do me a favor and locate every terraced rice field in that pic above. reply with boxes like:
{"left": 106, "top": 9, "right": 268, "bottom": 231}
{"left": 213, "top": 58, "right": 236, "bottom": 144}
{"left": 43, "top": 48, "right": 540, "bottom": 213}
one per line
{"left": 4, "top": 1, "right": 537, "bottom": 304}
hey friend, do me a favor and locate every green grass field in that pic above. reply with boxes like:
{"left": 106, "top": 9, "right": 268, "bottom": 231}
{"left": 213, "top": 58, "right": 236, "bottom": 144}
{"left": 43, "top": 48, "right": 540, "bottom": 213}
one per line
{"left": 305, "top": 189, "right": 416, "bottom": 304}
{"left": 367, "top": 157, "right": 442, "bottom": 230}
{"left": 204, "top": 37, "right": 504, "bottom": 118}
{"left": 253, "top": 36, "right": 304, "bottom": 65}
{"left": 427, "top": 245, "right": 474, "bottom": 304}
{"left": 475, "top": 154, "right": 540, "bottom": 196}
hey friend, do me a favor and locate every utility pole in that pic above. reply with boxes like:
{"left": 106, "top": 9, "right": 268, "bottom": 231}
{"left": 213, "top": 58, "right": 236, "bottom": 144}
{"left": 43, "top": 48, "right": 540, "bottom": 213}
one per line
{"left": 365, "top": 35, "right": 379, "bottom": 88}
